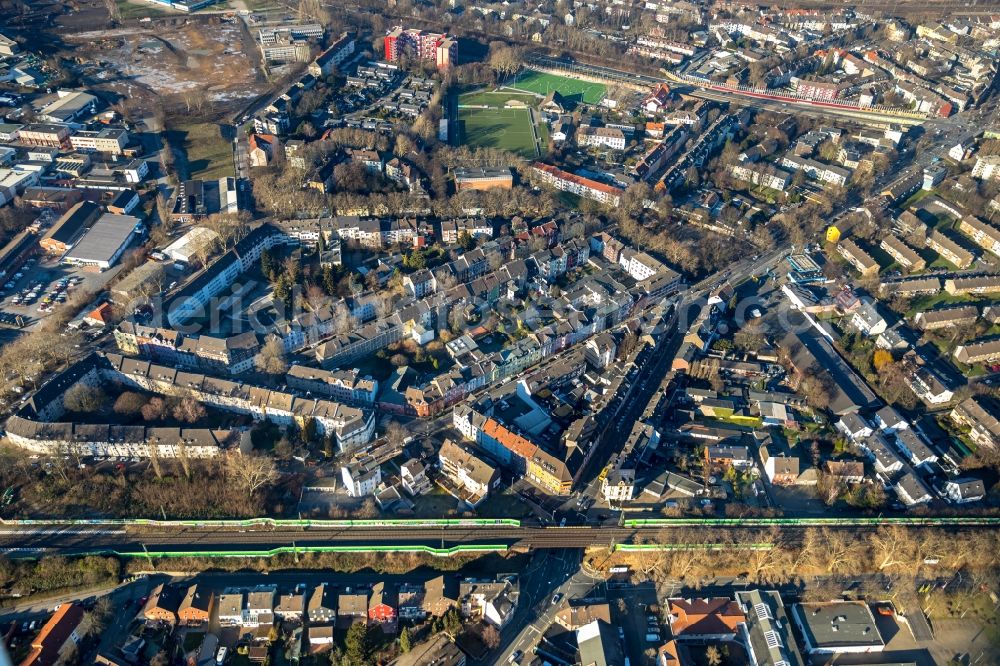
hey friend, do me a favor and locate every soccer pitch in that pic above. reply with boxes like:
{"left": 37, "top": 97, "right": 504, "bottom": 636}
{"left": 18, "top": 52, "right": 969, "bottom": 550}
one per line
{"left": 459, "top": 106, "right": 538, "bottom": 159}
{"left": 509, "top": 70, "right": 607, "bottom": 105}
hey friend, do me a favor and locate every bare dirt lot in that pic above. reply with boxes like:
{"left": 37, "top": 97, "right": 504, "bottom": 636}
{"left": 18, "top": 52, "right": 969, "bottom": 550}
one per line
{"left": 66, "top": 18, "right": 261, "bottom": 105}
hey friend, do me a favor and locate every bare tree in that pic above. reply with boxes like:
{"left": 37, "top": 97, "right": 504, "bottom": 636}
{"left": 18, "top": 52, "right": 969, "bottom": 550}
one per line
{"left": 255, "top": 337, "right": 290, "bottom": 376}
{"left": 226, "top": 453, "right": 279, "bottom": 500}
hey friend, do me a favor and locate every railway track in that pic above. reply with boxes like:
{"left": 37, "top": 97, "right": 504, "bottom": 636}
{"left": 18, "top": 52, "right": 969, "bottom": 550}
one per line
{"left": 1, "top": 518, "right": 997, "bottom": 557}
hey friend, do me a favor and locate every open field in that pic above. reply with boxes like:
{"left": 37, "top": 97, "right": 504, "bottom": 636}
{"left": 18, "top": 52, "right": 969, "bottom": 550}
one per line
{"left": 459, "top": 106, "right": 538, "bottom": 158}
{"left": 165, "top": 122, "right": 234, "bottom": 180}
{"left": 509, "top": 70, "right": 607, "bottom": 105}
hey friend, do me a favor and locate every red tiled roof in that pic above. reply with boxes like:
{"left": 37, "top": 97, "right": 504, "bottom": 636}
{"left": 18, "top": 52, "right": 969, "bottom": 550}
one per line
{"left": 482, "top": 418, "right": 538, "bottom": 459}
{"left": 532, "top": 163, "right": 624, "bottom": 198}
{"left": 21, "top": 603, "right": 84, "bottom": 666}
{"left": 668, "top": 598, "right": 745, "bottom": 636}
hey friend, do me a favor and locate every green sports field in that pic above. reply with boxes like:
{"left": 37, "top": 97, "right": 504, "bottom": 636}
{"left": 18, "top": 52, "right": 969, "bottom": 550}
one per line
{"left": 508, "top": 70, "right": 607, "bottom": 105}
{"left": 458, "top": 106, "right": 539, "bottom": 159}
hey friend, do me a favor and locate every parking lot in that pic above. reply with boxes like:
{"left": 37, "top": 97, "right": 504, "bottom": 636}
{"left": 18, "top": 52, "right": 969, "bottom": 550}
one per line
{"left": 0, "top": 253, "right": 120, "bottom": 329}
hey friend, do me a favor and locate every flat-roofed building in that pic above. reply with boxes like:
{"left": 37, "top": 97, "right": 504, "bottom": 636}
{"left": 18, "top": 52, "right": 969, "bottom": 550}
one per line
{"left": 791, "top": 601, "right": 884, "bottom": 654}
{"left": 453, "top": 167, "right": 513, "bottom": 191}
{"left": 63, "top": 213, "right": 141, "bottom": 270}
{"left": 69, "top": 127, "right": 129, "bottom": 155}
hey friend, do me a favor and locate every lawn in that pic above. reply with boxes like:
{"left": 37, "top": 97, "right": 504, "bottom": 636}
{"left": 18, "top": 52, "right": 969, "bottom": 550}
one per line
{"left": 165, "top": 122, "right": 234, "bottom": 181}
{"left": 459, "top": 106, "right": 538, "bottom": 159}
{"left": 508, "top": 70, "right": 607, "bottom": 105}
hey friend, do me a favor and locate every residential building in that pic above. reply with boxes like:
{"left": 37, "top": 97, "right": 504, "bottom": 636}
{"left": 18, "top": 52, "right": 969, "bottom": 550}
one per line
{"left": 850, "top": 300, "right": 887, "bottom": 337}
{"left": 914, "top": 305, "right": 979, "bottom": 331}
{"left": 836, "top": 413, "right": 873, "bottom": 442}
{"left": 438, "top": 438, "right": 500, "bottom": 507}
{"left": 308, "top": 33, "right": 356, "bottom": 77}
{"left": 400, "top": 458, "right": 432, "bottom": 496}
{"left": 895, "top": 470, "right": 932, "bottom": 506}
{"left": 554, "top": 603, "right": 612, "bottom": 631}
{"left": 141, "top": 584, "right": 183, "bottom": 625}
{"left": 459, "top": 576, "right": 519, "bottom": 628}
{"left": 177, "top": 584, "right": 213, "bottom": 626}
{"left": 959, "top": 215, "right": 1000, "bottom": 257}
{"left": 760, "top": 447, "right": 800, "bottom": 485}
{"left": 217, "top": 593, "right": 245, "bottom": 626}
{"left": 368, "top": 582, "right": 397, "bottom": 631}
{"left": 577, "top": 126, "right": 627, "bottom": 150}
{"left": 338, "top": 591, "right": 368, "bottom": 626}
{"left": 879, "top": 235, "right": 925, "bottom": 271}
{"left": 531, "top": 163, "right": 623, "bottom": 206}
{"left": 392, "top": 633, "right": 466, "bottom": 666}
{"left": 894, "top": 428, "right": 938, "bottom": 467}
{"left": 950, "top": 397, "right": 1000, "bottom": 448}
{"left": 927, "top": 230, "right": 975, "bottom": 269}
{"left": 341, "top": 460, "right": 381, "bottom": 497}
{"left": 308, "top": 584, "right": 338, "bottom": 624}
{"left": 945, "top": 275, "right": 1000, "bottom": 295}
{"left": 384, "top": 27, "right": 455, "bottom": 69}
{"left": 275, "top": 591, "right": 305, "bottom": 621}
{"left": 20, "top": 604, "right": 89, "bottom": 666}
{"left": 577, "top": 619, "right": 626, "bottom": 666}
{"left": 836, "top": 238, "right": 879, "bottom": 276}
{"left": 666, "top": 598, "right": 745, "bottom": 640}
{"left": 729, "top": 163, "right": 792, "bottom": 191}
{"left": 955, "top": 338, "right": 1000, "bottom": 365}
{"left": 246, "top": 587, "right": 276, "bottom": 627}
{"left": 735, "top": 589, "right": 804, "bottom": 666}
{"left": 972, "top": 155, "right": 1000, "bottom": 182}
{"left": 944, "top": 478, "right": 986, "bottom": 503}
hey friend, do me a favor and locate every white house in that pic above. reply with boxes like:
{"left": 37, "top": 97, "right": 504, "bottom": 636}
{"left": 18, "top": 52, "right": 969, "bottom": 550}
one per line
{"left": 836, "top": 413, "right": 873, "bottom": 442}
{"left": 341, "top": 462, "right": 381, "bottom": 497}
{"left": 944, "top": 478, "right": 985, "bottom": 503}
{"left": 850, "top": 300, "right": 887, "bottom": 337}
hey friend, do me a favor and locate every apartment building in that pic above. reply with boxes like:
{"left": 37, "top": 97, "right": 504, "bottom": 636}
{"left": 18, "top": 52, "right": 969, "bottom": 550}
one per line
{"left": 531, "top": 163, "right": 624, "bottom": 206}
{"left": 914, "top": 305, "right": 979, "bottom": 331}
{"left": 945, "top": 275, "right": 1000, "bottom": 295}
{"left": 927, "top": 230, "right": 975, "bottom": 269}
{"left": 577, "top": 126, "right": 627, "bottom": 151}
{"left": 955, "top": 338, "right": 1000, "bottom": 365}
{"left": 879, "top": 235, "right": 925, "bottom": 271}
{"left": 950, "top": 397, "right": 1000, "bottom": 448}
{"left": 836, "top": 238, "right": 880, "bottom": 276}
{"left": 308, "top": 32, "right": 356, "bottom": 77}
{"left": 958, "top": 215, "right": 1000, "bottom": 256}
{"left": 384, "top": 27, "right": 456, "bottom": 69}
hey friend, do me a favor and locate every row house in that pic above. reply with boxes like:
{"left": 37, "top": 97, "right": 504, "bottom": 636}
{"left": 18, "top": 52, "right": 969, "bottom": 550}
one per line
{"left": 531, "top": 163, "right": 624, "bottom": 207}
{"left": 102, "top": 353, "right": 375, "bottom": 450}
{"left": 441, "top": 218, "right": 494, "bottom": 244}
